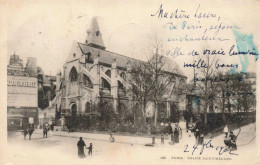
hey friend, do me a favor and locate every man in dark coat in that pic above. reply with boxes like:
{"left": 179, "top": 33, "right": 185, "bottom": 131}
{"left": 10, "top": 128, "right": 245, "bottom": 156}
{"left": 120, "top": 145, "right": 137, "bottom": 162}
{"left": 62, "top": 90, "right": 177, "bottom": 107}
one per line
{"left": 43, "top": 126, "right": 48, "bottom": 138}
{"left": 22, "top": 128, "right": 28, "bottom": 140}
{"left": 174, "top": 128, "right": 179, "bottom": 143}
{"left": 195, "top": 128, "right": 200, "bottom": 145}
{"left": 186, "top": 121, "right": 189, "bottom": 133}
{"left": 28, "top": 126, "right": 34, "bottom": 140}
{"left": 77, "top": 137, "right": 86, "bottom": 158}
{"left": 50, "top": 124, "right": 54, "bottom": 131}
{"left": 229, "top": 131, "right": 237, "bottom": 150}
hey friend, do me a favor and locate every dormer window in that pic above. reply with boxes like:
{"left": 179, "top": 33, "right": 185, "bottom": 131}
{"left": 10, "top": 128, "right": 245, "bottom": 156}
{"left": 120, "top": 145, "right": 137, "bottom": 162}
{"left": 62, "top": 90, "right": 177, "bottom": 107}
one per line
{"left": 96, "top": 31, "right": 100, "bottom": 36}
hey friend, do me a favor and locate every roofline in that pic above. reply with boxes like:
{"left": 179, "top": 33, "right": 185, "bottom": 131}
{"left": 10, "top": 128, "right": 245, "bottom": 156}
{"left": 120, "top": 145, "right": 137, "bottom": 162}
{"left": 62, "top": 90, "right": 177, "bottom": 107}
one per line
{"left": 77, "top": 42, "right": 187, "bottom": 78}
{"left": 77, "top": 42, "right": 144, "bottom": 63}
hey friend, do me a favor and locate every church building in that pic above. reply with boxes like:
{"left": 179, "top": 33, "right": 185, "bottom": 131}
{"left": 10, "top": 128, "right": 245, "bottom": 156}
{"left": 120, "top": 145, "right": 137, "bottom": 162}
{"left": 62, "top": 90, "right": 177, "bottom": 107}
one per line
{"left": 54, "top": 17, "right": 187, "bottom": 127}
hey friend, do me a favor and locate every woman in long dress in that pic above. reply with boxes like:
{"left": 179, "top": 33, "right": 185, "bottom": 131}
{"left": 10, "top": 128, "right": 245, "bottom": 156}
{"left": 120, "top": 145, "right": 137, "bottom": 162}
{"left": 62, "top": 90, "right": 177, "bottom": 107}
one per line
{"left": 174, "top": 128, "right": 179, "bottom": 143}
{"left": 77, "top": 137, "right": 86, "bottom": 158}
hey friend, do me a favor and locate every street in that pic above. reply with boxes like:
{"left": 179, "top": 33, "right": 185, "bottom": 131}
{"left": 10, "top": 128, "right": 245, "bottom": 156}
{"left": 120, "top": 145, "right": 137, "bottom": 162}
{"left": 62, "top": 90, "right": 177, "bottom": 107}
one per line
{"left": 2, "top": 123, "right": 257, "bottom": 165}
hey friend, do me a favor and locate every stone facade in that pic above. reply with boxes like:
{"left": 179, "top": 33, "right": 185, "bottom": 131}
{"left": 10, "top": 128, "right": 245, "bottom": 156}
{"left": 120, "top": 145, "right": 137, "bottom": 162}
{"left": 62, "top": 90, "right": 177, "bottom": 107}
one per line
{"left": 54, "top": 17, "right": 187, "bottom": 125}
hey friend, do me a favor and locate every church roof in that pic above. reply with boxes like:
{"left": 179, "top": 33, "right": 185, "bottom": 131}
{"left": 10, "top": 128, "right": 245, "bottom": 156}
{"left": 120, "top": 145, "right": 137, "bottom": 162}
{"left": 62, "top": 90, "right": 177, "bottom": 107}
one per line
{"left": 78, "top": 42, "right": 138, "bottom": 68}
{"left": 77, "top": 42, "right": 186, "bottom": 77}
{"left": 161, "top": 56, "right": 186, "bottom": 78}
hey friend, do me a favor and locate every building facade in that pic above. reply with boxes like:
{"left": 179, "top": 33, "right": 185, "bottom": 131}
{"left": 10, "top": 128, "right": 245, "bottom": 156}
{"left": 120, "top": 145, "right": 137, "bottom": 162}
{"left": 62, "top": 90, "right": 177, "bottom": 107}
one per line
{"left": 7, "top": 54, "right": 38, "bottom": 130}
{"left": 54, "top": 17, "right": 187, "bottom": 127}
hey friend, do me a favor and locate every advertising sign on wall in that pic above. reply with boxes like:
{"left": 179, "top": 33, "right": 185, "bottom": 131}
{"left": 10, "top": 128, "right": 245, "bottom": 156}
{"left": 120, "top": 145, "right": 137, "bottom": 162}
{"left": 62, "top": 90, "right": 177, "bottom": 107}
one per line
{"left": 7, "top": 75, "right": 38, "bottom": 107}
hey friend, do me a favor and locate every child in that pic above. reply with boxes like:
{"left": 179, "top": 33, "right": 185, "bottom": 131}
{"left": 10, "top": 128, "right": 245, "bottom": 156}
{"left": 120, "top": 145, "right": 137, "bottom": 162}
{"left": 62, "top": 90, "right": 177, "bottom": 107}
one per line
{"left": 88, "top": 143, "right": 93, "bottom": 155}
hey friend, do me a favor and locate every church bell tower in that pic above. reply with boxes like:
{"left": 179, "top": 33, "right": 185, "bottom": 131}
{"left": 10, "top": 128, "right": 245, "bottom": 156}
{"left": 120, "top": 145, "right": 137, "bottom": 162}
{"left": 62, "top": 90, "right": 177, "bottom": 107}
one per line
{"left": 86, "top": 17, "right": 106, "bottom": 50}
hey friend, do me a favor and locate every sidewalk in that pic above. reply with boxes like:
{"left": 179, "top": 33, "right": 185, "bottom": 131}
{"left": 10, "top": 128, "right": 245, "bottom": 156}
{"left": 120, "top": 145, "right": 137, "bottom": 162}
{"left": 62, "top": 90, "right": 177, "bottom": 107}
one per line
{"left": 34, "top": 122, "right": 255, "bottom": 147}
{"left": 34, "top": 121, "right": 187, "bottom": 146}
{"left": 211, "top": 122, "right": 256, "bottom": 147}
{"left": 34, "top": 129, "right": 164, "bottom": 146}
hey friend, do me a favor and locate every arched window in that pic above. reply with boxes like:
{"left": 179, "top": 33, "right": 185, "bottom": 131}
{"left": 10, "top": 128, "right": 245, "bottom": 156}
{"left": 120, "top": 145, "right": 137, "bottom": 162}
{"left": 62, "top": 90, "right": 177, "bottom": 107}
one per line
{"left": 83, "top": 74, "right": 93, "bottom": 88}
{"left": 85, "top": 102, "right": 91, "bottom": 113}
{"left": 105, "top": 70, "right": 111, "bottom": 78}
{"left": 101, "top": 78, "right": 111, "bottom": 91}
{"left": 69, "top": 67, "right": 78, "bottom": 82}
{"left": 120, "top": 72, "right": 126, "bottom": 80}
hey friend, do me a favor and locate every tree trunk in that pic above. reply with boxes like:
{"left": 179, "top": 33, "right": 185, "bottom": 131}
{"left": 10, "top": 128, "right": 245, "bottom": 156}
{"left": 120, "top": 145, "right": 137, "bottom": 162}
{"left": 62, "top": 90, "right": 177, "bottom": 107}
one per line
{"left": 154, "top": 101, "right": 158, "bottom": 126}
{"left": 222, "top": 98, "right": 226, "bottom": 122}
{"left": 142, "top": 106, "right": 146, "bottom": 126}
{"left": 204, "top": 105, "right": 207, "bottom": 125}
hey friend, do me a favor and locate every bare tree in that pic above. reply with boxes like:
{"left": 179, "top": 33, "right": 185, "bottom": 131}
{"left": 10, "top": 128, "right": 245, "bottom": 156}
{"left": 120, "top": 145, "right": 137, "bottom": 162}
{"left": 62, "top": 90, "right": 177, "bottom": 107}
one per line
{"left": 128, "top": 60, "right": 153, "bottom": 126}
{"left": 194, "top": 52, "right": 218, "bottom": 125}
{"left": 128, "top": 41, "right": 183, "bottom": 126}
{"left": 228, "top": 73, "right": 256, "bottom": 114}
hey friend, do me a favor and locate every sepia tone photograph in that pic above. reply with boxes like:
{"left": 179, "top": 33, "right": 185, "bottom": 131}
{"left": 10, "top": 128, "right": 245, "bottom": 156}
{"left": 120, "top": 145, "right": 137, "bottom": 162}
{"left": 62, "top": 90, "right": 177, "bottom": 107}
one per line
{"left": 0, "top": 0, "right": 259, "bottom": 165}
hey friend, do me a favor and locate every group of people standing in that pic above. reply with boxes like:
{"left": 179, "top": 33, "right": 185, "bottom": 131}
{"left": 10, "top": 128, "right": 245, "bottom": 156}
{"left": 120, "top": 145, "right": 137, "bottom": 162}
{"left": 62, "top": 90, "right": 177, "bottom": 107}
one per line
{"left": 21, "top": 124, "right": 34, "bottom": 140}
{"left": 185, "top": 121, "right": 205, "bottom": 145}
{"left": 160, "top": 123, "right": 182, "bottom": 145}
{"left": 21, "top": 123, "right": 55, "bottom": 140}
{"left": 77, "top": 137, "right": 93, "bottom": 158}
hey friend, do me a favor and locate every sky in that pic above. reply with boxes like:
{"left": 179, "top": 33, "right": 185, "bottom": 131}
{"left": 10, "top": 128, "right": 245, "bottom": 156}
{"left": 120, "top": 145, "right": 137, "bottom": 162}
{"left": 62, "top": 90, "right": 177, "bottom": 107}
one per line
{"left": 5, "top": 0, "right": 260, "bottom": 80}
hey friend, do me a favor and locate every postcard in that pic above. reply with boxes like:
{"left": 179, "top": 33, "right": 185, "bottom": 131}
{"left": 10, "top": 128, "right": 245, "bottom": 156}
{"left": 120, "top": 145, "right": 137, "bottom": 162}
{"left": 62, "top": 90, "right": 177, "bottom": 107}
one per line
{"left": 0, "top": 0, "right": 259, "bottom": 164}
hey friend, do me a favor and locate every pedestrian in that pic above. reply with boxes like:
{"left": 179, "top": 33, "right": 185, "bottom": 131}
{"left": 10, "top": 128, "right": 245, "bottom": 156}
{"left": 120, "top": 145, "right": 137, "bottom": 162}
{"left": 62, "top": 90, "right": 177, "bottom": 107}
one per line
{"left": 50, "top": 123, "right": 54, "bottom": 132}
{"left": 87, "top": 143, "right": 93, "bottom": 156}
{"left": 77, "top": 137, "right": 86, "bottom": 158}
{"left": 43, "top": 126, "right": 48, "bottom": 138}
{"left": 166, "top": 123, "right": 171, "bottom": 134}
{"left": 22, "top": 127, "right": 28, "bottom": 140}
{"left": 199, "top": 133, "right": 204, "bottom": 145}
{"left": 229, "top": 131, "right": 237, "bottom": 151}
{"left": 178, "top": 126, "right": 182, "bottom": 140}
{"left": 186, "top": 121, "right": 189, "bottom": 133}
{"left": 67, "top": 124, "right": 71, "bottom": 133}
{"left": 28, "top": 126, "right": 34, "bottom": 140}
{"left": 224, "top": 132, "right": 231, "bottom": 148}
{"left": 223, "top": 125, "right": 228, "bottom": 137}
{"left": 174, "top": 128, "right": 179, "bottom": 143}
{"left": 161, "top": 133, "right": 164, "bottom": 144}
{"left": 195, "top": 128, "right": 200, "bottom": 145}
{"left": 109, "top": 133, "right": 115, "bottom": 142}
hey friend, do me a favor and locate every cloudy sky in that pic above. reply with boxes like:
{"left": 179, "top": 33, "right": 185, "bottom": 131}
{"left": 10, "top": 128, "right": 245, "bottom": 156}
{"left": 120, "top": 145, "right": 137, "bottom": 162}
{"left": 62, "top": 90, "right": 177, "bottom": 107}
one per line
{"left": 4, "top": 0, "right": 259, "bottom": 80}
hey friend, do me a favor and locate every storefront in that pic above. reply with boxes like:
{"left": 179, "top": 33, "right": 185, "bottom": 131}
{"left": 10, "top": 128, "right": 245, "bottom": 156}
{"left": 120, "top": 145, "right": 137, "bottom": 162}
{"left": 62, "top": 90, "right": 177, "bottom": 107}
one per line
{"left": 7, "top": 75, "right": 38, "bottom": 130}
{"left": 7, "top": 107, "right": 38, "bottom": 130}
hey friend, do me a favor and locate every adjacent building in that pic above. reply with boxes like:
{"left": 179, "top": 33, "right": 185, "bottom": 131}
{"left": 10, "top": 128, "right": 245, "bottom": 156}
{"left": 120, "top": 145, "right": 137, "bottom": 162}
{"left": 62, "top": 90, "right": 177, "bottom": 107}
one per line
{"left": 7, "top": 54, "right": 38, "bottom": 130}
{"left": 7, "top": 54, "right": 57, "bottom": 130}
